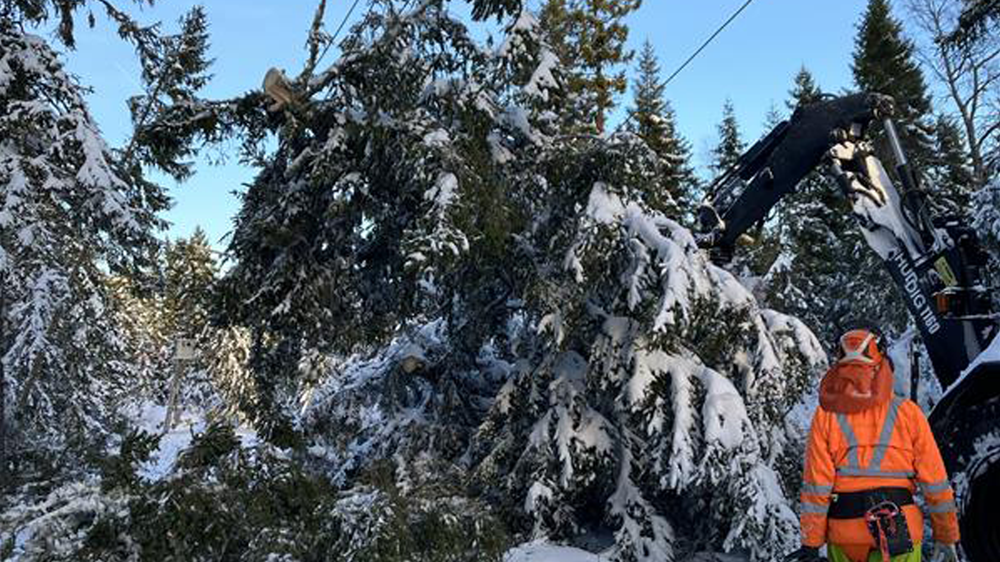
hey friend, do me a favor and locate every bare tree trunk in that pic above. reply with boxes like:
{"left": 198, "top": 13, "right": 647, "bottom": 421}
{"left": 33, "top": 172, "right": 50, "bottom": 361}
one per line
{"left": 907, "top": 0, "right": 1000, "bottom": 187}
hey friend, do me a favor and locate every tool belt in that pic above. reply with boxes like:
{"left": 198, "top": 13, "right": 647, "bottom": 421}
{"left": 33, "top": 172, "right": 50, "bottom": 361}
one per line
{"left": 828, "top": 487, "right": 914, "bottom": 519}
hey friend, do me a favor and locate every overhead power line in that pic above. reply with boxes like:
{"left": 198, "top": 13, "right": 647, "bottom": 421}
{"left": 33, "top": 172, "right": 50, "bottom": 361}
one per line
{"left": 331, "top": 0, "right": 365, "bottom": 44}
{"left": 662, "top": 0, "right": 759, "bottom": 88}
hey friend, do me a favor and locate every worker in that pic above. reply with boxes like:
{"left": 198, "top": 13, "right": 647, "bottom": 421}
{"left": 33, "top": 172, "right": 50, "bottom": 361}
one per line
{"left": 784, "top": 327, "right": 961, "bottom": 562}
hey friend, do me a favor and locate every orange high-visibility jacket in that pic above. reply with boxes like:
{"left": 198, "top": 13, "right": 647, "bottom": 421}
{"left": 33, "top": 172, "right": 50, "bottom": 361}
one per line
{"left": 799, "top": 332, "right": 960, "bottom": 551}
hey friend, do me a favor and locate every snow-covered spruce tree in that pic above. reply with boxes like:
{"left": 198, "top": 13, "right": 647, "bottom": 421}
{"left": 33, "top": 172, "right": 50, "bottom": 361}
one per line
{"left": 470, "top": 170, "right": 826, "bottom": 560}
{"left": 951, "top": 0, "right": 1000, "bottom": 44}
{"left": 159, "top": 228, "right": 223, "bottom": 409}
{"left": 0, "top": 5, "right": 176, "bottom": 472}
{"left": 105, "top": 228, "right": 223, "bottom": 410}
{"left": 710, "top": 98, "right": 745, "bottom": 177}
{"left": 972, "top": 174, "right": 1000, "bottom": 310}
{"left": 928, "top": 113, "right": 975, "bottom": 216}
{"left": 164, "top": 231, "right": 215, "bottom": 338}
{"left": 853, "top": 0, "right": 935, "bottom": 169}
{"left": 470, "top": 0, "right": 523, "bottom": 20}
{"left": 105, "top": 271, "right": 172, "bottom": 401}
{"left": 212, "top": 0, "right": 560, "bottom": 442}
{"left": 628, "top": 40, "right": 699, "bottom": 218}
{"left": 163, "top": 1, "right": 827, "bottom": 559}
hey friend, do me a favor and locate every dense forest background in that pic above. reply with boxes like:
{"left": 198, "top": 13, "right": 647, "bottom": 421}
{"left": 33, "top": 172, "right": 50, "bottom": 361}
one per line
{"left": 1, "top": 0, "right": 998, "bottom": 560}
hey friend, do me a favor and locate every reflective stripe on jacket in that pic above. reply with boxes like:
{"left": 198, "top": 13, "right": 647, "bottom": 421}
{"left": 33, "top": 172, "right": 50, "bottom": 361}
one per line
{"left": 799, "top": 395, "right": 960, "bottom": 547}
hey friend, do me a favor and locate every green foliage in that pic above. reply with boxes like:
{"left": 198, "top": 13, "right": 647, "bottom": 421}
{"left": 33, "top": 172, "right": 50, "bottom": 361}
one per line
{"left": 469, "top": 0, "right": 522, "bottom": 21}
{"left": 0, "top": 2, "right": 829, "bottom": 560}
{"left": 929, "top": 113, "right": 975, "bottom": 215}
{"left": 0, "top": 0, "right": 153, "bottom": 48}
{"left": 0, "top": 17, "right": 166, "bottom": 465}
{"left": 164, "top": 228, "right": 217, "bottom": 339}
{"left": 78, "top": 426, "right": 334, "bottom": 560}
{"left": 349, "top": 460, "right": 511, "bottom": 562}
{"left": 852, "top": 0, "right": 934, "bottom": 167}
{"left": 106, "top": 272, "right": 173, "bottom": 397}
{"left": 2, "top": 1, "right": 231, "bottom": 182}
{"left": 711, "top": 99, "right": 745, "bottom": 176}
{"left": 680, "top": 297, "right": 754, "bottom": 372}
{"left": 209, "top": 1, "right": 567, "bottom": 432}
{"left": 28, "top": 425, "right": 511, "bottom": 562}
{"left": 787, "top": 65, "right": 822, "bottom": 110}
{"left": 539, "top": 0, "right": 641, "bottom": 133}
{"left": 97, "top": 429, "right": 160, "bottom": 492}
{"left": 628, "top": 40, "right": 699, "bottom": 216}
{"left": 950, "top": 0, "right": 1000, "bottom": 43}
{"left": 105, "top": 228, "right": 220, "bottom": 406}
{"left": 118, "top": 5, "right": 216, "bottom": 180}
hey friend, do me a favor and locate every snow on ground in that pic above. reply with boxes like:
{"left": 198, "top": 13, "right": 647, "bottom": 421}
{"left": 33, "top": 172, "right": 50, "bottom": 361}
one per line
{"left": 125, "top": 401, "right": 258, "bottom": 480}
{"left": 503, "top": 542, "right": 749, "bottom": 562}
{"left": 504, "top": 542, "right": 606, "bottom": 562}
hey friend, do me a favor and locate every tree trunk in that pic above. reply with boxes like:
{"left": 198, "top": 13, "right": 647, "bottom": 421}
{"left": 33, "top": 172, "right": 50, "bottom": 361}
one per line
{"left": 907, "top": 0, "right": 999, "bottom": 187}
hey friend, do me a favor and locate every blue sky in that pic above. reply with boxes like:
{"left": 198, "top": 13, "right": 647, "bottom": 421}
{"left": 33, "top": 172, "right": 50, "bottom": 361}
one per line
{"left": 55, "top": 0, "right": 872, "bottom": 248}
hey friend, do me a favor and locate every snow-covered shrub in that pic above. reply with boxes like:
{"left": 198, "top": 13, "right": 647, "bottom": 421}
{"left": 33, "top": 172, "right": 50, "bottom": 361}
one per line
{"left": 2, "top": 420, "right": 510, "bottom": 561}
{"left": 0, "top": 480, "right": 132, "bottom": 560}
{"left": 332, "top": 457, "right": 510, "bottom": 562}
{"left": 300, "top": 320, "right": 468, "bottom": 483}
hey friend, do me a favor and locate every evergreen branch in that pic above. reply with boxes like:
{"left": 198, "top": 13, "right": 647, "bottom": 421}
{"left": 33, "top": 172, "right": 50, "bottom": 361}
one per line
{"left": 305, "top": 0, "right": 436, "bottom": 98}
{"left": 299, "top": 0, "right": 330, "bottom": 86}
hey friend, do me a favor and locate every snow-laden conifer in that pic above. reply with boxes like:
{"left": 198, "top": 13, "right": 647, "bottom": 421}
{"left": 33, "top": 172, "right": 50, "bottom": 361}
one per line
{"left": 0, "top": 23, "right": 166, "bottom": 459}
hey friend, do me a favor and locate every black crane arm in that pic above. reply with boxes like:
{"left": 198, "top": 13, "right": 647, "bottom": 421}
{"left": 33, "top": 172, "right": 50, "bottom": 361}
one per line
{"left": 698, "top": 92, "right": 996, "bottom": 387}
{"left": 698, "top": 93, "right": 891, "bottom": 251}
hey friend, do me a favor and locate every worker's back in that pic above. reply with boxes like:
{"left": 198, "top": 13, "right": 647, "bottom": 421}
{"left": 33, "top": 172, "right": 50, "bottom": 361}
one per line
{"left": 788, "top": 328, "right": 960, "bottom": 562}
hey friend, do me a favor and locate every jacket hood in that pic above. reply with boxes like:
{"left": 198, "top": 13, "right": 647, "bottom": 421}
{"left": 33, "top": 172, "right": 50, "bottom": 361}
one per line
{"left": 819, "top": 359, "right": 894, "bottom": 414}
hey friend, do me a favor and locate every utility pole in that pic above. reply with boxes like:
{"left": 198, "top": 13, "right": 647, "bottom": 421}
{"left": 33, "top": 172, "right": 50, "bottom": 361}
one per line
{"left": 163, "top": 337, "right": 197, "bottom": 433}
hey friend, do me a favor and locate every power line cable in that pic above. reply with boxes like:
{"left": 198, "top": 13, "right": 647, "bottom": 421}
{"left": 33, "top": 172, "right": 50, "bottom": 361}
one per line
{"left": 331, "top": 0, "right": 365, "bottom": 44}
{"left": 662, "top": 0, "right": 759, "bottom": 88}
{"left": 619, "top": 0, "right": 759, "bottom": 132}
{"left": 312, "top": 0, "right": 364, "bottom": 73}
{"left": 319, "top": 0, "right": 414, "bottom": 67}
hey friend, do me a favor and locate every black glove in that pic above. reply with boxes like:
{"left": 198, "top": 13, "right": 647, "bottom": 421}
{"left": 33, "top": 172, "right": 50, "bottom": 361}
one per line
{"left": 784, "top": 546, "right": 823, "bottom": 562}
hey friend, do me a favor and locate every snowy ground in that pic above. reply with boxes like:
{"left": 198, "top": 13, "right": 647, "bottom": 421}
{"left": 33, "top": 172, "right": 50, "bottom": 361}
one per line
{"left": 504, "top": 542, "right": 606, "bottom": 562}
{"left": 503, "top": 542, "right": 748, "bottom": 562}
{"left": 125, "top": 401, "right": 258, "bottom": 480}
